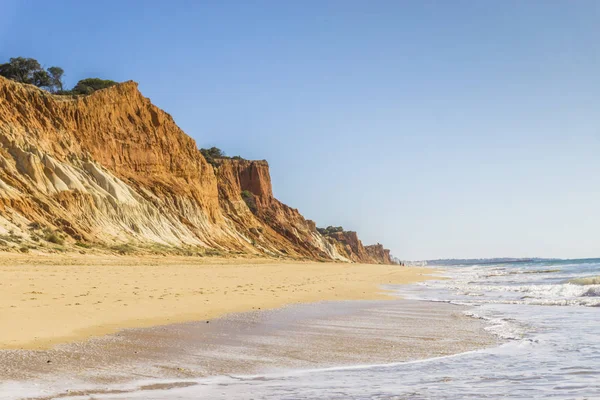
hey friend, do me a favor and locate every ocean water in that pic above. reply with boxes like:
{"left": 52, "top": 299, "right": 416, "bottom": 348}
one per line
{"left": 94, "top": 258, "right": 599, "bottom": 399}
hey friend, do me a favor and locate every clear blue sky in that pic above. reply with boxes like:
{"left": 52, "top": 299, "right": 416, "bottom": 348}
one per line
{"left": 2, "top": 1, "right": 599, "bottom": 259}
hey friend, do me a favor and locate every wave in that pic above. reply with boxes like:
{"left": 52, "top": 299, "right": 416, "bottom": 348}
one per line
{"left": 463, "top": 311, "right": 525, "bottom": 340}
{"left": 568, "top": 276, "right": 600, "bottom": 286}
{"left": 461, "top": 297, "right": 600, "bottom": 307}
{"left": 450, "top": 282, "right": 598, "bottom": 298}
{"left": 479, "top": 269, "right": 562, "bottom": 279}
{"left": 515, "top": 283, "right": 600, "bottom": 299}
{"left": 424, "top": 265, "right": 600, "bottom": 308}
{"left": 437, "top": 281, "right": 600, "bottom": 307}
{"left": 511, "top": 269, "right": 562, "bottom": 275}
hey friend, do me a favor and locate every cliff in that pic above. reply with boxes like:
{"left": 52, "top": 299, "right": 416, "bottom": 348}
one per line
{"left": 214, "top": 158, "right": 347, "bottom": 260}
{"left": 365, "top": 244, "right": 392, "bottom": 264}
{"left": 0, "top": 76, "right": 394, "bottom": 263}
{"left": 322, "top": 231, "right": 392, "bottom": 264}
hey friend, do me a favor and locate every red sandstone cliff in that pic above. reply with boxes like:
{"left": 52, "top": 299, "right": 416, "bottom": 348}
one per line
{"left": 0, "top": 77, "right": 394, "bottom": 263}
{"left": 214, "top": 158, "right": 349, "bottom": 260}
{"left": 365, "top": 244, "right": 392, "bottom": 264}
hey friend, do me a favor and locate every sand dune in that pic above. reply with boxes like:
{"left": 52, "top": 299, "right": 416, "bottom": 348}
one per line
{"left": 0, "top": 254, "right": 434, "bottom": 350}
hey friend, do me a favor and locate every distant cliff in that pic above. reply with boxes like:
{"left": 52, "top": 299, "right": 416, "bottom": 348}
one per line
{"left": 0, "top": 76, "right": 395, "bottom": 263}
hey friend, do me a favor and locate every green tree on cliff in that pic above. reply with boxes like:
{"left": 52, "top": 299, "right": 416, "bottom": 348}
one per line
{"left": 201, "top": 147, "right": 226, "bottom": 159}
{"left": 0, "top": 57, "right": 67, "bottom": 93}
{"left": 1, "top": 57, "right": 121, "bottom": 95}
{"left": 200, "top": 147, "right": 227, "bottom": 166}
{"left": 47, "top": 66, "right": 65, "bottom": 92}
{"left": 0, "top": 57, "right": 50, "bottom": 87}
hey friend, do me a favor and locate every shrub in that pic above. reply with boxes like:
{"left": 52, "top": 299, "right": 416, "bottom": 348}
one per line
{"left": 200, "top": 148, "right": 248, "bottom": 167}
{"left": 75, "top": 241, "right": 91, "bottom": 248}
{"left": 71, "top": 78, "right": 117, "bottom": 95}
{"left": 317, "top": 226, "right": 345, "bottom": 236}
{"left": 110, "top": 244, "right": 134, "bottom": 255}
{"left": 241, "top": 190, "right": 257, "bottom": 213}
{"left": 44, "top": 233, "right": 64, "bottom": 245}
{"left": 203, "top": 248, "right": 223, "bottom": 257}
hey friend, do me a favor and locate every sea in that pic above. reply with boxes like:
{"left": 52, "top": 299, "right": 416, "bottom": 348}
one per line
{"left": 102, "top": 258, "right": 599, "bottom": 399}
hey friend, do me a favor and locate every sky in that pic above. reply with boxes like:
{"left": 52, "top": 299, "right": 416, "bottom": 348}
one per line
{"left": 1, "top": 0, "right": 599, "bottom": 260}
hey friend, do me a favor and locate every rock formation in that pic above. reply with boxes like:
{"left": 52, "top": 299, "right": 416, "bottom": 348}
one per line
{"left": 365, "top": 244, "right": 392, "bottom": 265}
{"left": 0, "top": 77, "right": 394, "bottom": 263}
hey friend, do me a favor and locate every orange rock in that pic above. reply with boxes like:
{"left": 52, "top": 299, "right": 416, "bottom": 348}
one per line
{"left": 0, "top": 77, "right": 394, "bottom": 263}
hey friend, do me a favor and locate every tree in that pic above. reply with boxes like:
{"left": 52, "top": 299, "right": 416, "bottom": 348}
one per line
{"left": 0, "top": 58, "right": 63, "bottom": 91}
{"left": 47, "top": 66, "right": 64, "bottom": 92}
{"left": 0, "top": 57, "right": 121, "bottom": 95}
{"left": 0, "top": 57, "right": 45, "bottom": 85}
{"left": 33, "top": 69, "right": 51, "bottom": 88}
{"left": 200, "top": 147, "right": 227, "bottom": 166}
{"left": 0, "top": 62, "right": 13, "bottom": 81}
{"left": 201, "top": 147, "right": 225, "bottom": 159}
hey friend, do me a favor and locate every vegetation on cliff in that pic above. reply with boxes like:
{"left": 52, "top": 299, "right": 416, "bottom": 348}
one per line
{"left": 0, "top": 57, "right": 116, "bottom": 95}
{"left": 69, "top": 78, "right": 118, "bottom": 95}
{"left": 0, "top": 57, "right": 64, "bottom": 92}
{"left": 317, "top": 226, "right": 345, "bottom": 236}
{"left": 200, "top": 146, "right": 244, "bottom": 167}
{"left": 240, "top": 190, "right": 258, "bottom": 213}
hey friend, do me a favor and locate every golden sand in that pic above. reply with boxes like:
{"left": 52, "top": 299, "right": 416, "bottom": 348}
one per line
{"left": 0, "top": 253, "right": 435, "bottom": 350}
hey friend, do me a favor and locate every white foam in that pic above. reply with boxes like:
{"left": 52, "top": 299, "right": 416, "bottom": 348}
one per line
{"left": 462, "top": 310, "right": 525, "bottom": 340}
{"left": 424, "top": 273, "right": 600, "bottom": 307}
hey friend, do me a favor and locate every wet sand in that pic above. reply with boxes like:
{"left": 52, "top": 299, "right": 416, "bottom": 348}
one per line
{"left": 0, "top": 297, "right": 499, "bottom": 399}
{"left": 0, "top": 254, "right": 434, "bottom": 350}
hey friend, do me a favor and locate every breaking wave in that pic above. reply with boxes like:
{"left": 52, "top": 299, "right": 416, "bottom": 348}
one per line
{"left": 568, "top": 276, "right": 600, "bottom": 286}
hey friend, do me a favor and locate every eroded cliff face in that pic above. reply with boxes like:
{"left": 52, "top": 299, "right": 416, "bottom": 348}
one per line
{"left": 322, "top": 231, "right": 391, "bottom": 264}
{"left": 214, "top": 158, "right": 348, "bottom": 261}
{"left": 0, "top": 77, "right": 238, "bottom": 250}
{"left": 365, "top": 244, "right": 392, "bottom": 265}
{"left": 0, "top": 77, "right": 394, "bottom": 263}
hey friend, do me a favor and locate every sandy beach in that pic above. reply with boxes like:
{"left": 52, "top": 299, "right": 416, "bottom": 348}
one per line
{"left": 0, "top": 254, "right": 435, "bottom": 350}
{"left": 0, "top": 295, "right": 498, "bottom": 399}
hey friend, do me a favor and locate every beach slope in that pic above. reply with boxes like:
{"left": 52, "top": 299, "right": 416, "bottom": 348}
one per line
{"left": 0, "top": 254, "right": 434, "bottom": 350}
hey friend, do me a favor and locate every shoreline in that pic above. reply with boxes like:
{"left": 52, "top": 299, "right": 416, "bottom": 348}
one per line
{"left": 0, "top": 254, "right": 435, "bottom": 350}
{"left": 0, "top": 296, "right": 500, "bottom": 399}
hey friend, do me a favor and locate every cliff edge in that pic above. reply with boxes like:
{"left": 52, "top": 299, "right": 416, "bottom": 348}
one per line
{"left": 0, "top": 77, "right": 394, "bottom": 263}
